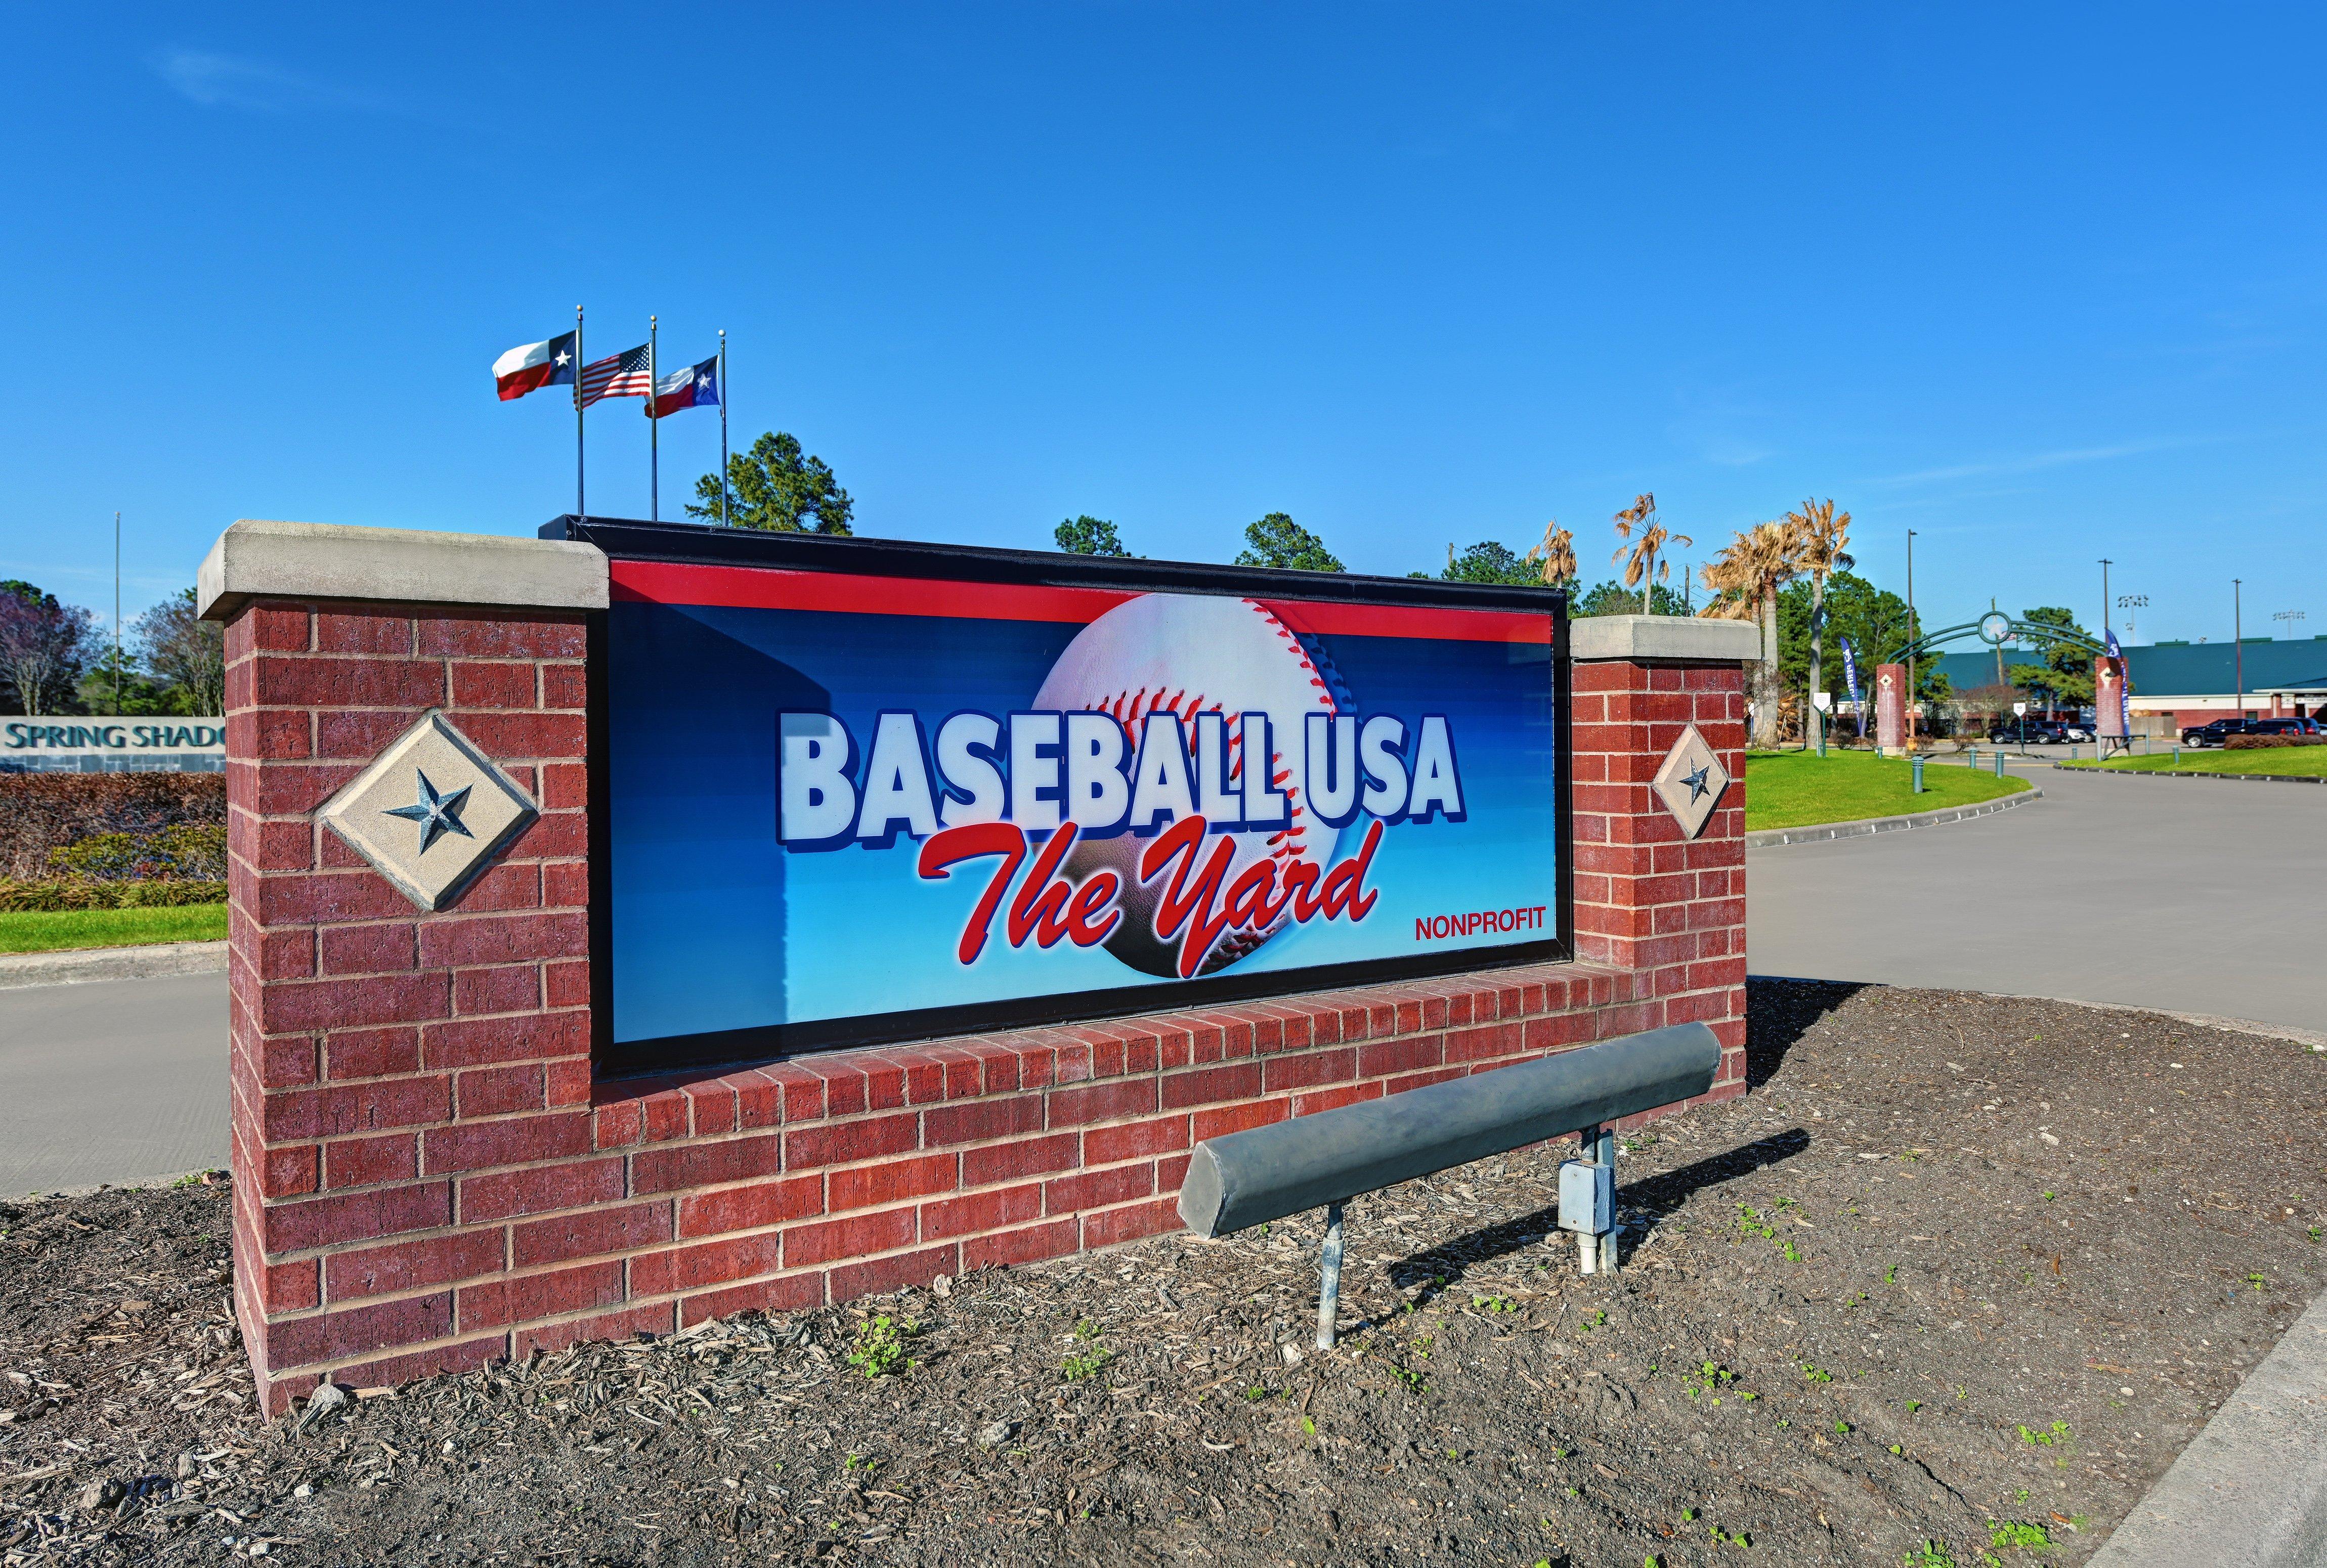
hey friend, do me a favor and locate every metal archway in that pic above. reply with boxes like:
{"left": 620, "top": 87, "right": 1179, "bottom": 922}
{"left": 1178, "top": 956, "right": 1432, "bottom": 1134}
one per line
{"left": 1887, "top": 609, "right": 2109, "bottom": 667}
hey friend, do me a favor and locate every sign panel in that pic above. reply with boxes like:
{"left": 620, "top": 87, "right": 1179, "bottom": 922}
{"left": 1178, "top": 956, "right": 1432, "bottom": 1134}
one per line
{"left": 586, "top": 527, "right": 1567, "bottom": 1067}
{"left": 2, "top": 717, "right": 225, "bottom": 772}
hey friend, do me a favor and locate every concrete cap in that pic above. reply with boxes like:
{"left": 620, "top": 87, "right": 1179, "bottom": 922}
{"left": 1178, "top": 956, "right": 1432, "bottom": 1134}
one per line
{"left": 197, "top": 519, "right": 609, "bottom": 621}
{"left": 1569, "top": 614, "right": 1760, "bottom": 664}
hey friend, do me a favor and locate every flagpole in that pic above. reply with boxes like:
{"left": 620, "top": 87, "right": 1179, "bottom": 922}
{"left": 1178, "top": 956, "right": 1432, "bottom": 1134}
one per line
{"left": 113, "top": 511, "right": 122, "bottom": 716}
{"left": 718, "top": 329, "right": 729, "bottom": 525}
{"left": 648, "top": 316, "right": 659, "bottom": 523}
{"left": 574, "top": 305, "right": 585, "bottom": 520}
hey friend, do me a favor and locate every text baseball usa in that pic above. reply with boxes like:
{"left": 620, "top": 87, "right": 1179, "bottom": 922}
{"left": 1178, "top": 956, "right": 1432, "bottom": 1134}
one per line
{"left": 776, "top": 709, "right": 1463, "bottom": 977}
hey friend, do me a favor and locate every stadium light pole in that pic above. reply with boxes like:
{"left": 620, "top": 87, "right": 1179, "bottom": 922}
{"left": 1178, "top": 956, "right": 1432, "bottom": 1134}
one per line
{"left": 1905, "top": 530, "right": 1917, "bottom": 742}
{"left": 2234, "top": 579, "right": 2244, "bottom": 718}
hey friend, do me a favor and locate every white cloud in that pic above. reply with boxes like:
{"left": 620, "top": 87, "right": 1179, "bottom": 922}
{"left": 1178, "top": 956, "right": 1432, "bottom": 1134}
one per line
{"left": 1868, "top": 442, "right": 2161, "bottom": 489}
{"left": 150, "top": 49, "right": 376, "bottom": 113}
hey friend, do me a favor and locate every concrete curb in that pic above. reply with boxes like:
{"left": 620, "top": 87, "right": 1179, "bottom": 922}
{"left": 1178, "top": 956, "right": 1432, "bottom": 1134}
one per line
{"left": 1742, "top": 786, "right": 2042, "bottom": 849}
{"left": 2054, "top": 762, "right": 2327, "bottom": 787}
{"left": 0, "top": 940, "right": 228, "bottom": 990}
{"left": 2090, "top": 1284, "right": 2327, "bottom": 1566}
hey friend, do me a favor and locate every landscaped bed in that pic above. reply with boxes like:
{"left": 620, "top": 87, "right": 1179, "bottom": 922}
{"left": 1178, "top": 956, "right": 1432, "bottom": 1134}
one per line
{"left": 3, "top": 979, "right": 2321, "bottom": 1566}
{"left": 2060, "top": 748, "right": 2327, "bottom": 779}
{"left": 1745, "top": 749, "right": 2032, "bottom": 831}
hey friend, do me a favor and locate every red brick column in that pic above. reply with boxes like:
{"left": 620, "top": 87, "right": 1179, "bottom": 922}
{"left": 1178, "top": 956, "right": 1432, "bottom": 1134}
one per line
{"left": 224, "top": 597, "right": 592, "bottom": 1405}
{"left": 1568, "top": 651, "right": 1748, "bottom": 1090}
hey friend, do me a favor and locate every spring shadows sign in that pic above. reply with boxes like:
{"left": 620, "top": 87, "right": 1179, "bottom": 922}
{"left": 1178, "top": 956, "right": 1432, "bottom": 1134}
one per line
{"left": 564, "top": 522, "right": 1569, "bottom": 1069}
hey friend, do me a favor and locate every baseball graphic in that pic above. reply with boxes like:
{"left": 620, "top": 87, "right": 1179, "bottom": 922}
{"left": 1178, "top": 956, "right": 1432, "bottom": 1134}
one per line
{"left": 1033, "top": 593, "right": 1346, "bottom": 977}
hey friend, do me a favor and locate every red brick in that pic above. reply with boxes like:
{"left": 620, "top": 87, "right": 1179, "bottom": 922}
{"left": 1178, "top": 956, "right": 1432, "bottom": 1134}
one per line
{"left": 919, "top": 1181, "right": 1043, "bottom": 1242}
{"left": 511, "top": 1201, "right": 673, "bottom": 1268}
{"left": 1385, "top": 1066, "right": 1467, "bottom": 1096}
{"left": 1261, "top": 1048, "right": 1353, "bottom": 1094}
{"left": 453, "top": 965, "right": 542, "bottom": 1016}
{"left": 1159, "top": 1061, "right": 1263, "bottom": 1110}
{"left": 1356, "top": 1033, "right": 1443, "bottom": 1079}
{"left": 260, "top": 1037, "right": 318, "bottom": 1088}
{"left": 1045, "top": 1163, "right": 1152, "bottom": 1214}
{"left": 457, "top": 1063, "right": 545, "bottom": 1117}
{"left": 1192, "top": 1098, "right": 1289, "bottom": 1142}
{"left": 457, "top": 1259, "right": 623, "bottom": 1331}
{"left": 264, "top": 1181, "right": 450, "bottom": 1255}
{"left": 544, "top": 959, "right": 591, "bottom": 1009}
{"left": 452, "top": 711, "right": 586, "bottom": 758}
{"left": 324, "top": 1228, "right": 505, "bottom": 1303}
{"left": 450, "top": 661, "right": 538, "bottom": 709}
{"left": 961, "top": 1131, "right": 1079, "bottom": 1187}
{"left": 265, "top": 1290, "right": 452, "bottom": 1370}
{"left": 1047, "top": 1078, "right": 1157, "bottom": 1128}
{"left": 682, "top": 1080, "right": 737, "bottom": 1136}
{"left": 829, "top": 1242, "right": 958, "bottom": 1303}
{"left": 629, "top": 1231, "right": 784, "bottom": 1298}
{"left": 264, "top": 1258, "right": 319, "bottom": 1313}
{"left": 325, "top": 1026, "right": 420, "bottom": 1080}
{"left": 261, "top": 972, "right": 448, "bottom": 1034}
{"left": 263, "top": 1144, "right": 318, "bottom": 1198}
{"left": 255, "top": 927, "right": 315, "bottom": 982}
{"left": 673, "top": 1273, "right": 826, "bottom": 1330}
{"left": 263, "top": 1075, "right": 451, "bottom": 1141}
{"left": 630, "top": 1133, "right": 784, "bottom": 1194}
{"left": 1082, "top": 1196, "right": 1183, "bottom": 1250}
{"left": 784, "top": 1111, "right": 918, "bottom": 1170}
{"left": 1083, "top": 1114, "right": 1189, "bottom": 1165}
{"left": 318, "top": 922, "right": 415, "bottom": 976}
{"left": 784, "top": 1206, "right": 917, "bottom": 1269}
{"left": 314, "top": 709, "right": 424, "bottom": 760}
{"left": 961, "top": 1217, "right": 1079, "bottom": 1270}
{"left": 314, "top": 609, "right": 414, "bottom": 655}
{"left": 457, "top": 1156, "right": 625, "bottom": 1224}
{"left": 417, "top": 614, "right": 586, "bottom": 661}
{"left": 252, "top": 653, "right": 443, "bottom": 708}
{"left": 1445, "top": 1022, "right": 1523, "bottom": 1064}
{"left": 323, "top": 1134, "right": 418, "bottom": 1190}
{"left": 677, "top": 1174, "right": 825, "bottom": 1238}
{"left": 541, "top": 664, "right": 588, "bottom": 710}
{"left": 447, "top": 861, "right": 542, "bottom": 911}
{"left": 512, "top": 1301, "right": 674, "bottom": 1359}
{"left": 829, "top": 1152, "right": 958, "bottom": 1213}
{"left": 923, "top": 1094, "right": 1044, "bottom": 1149}
{"left": 417, "top": 912, "right": 586, "bottom": 969}
{"left": 422, "top": 1112, "right": 593, "bottom": 1175}
{"left": 421, "top": 1010, "right": 589, "bottom": 1069}
{"left": 247, "top": 604, "right": 311, "bottom": 652}
{"left": 1292, "top": 1082, "right": 1382, "bottom": 1116}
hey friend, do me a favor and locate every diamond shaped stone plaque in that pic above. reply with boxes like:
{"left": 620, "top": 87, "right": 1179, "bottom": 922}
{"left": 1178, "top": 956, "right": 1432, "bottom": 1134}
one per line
{"left": 319, "top": 710, "right": 539, "bottom": 911}
{"left": 1651, "top": 722, "right": 1730, "bottom": 841}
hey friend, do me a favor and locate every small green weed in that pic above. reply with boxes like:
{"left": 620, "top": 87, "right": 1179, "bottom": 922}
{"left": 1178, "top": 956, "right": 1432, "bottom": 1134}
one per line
{"left": 1834, "top": 1420, "right": 1851, "bottom": 1434}
{"left": 1392, "top": 1366, "right": 1427, "bottom": 1393}
{"left": 2248, "top": 1273, "right": 2266, "bottom": 1292}
{"left": 1782, "top": 1241, "right": 1803, "bottom": 1262}
{"left": 1062, "top": 1346, "right": 1115, "bottom": 1382}
{"left": 1707, "top": 1525, "right": 1751, "bottom": 1547}
{"left": 847, "top": 1316, "right": 918, "bottom": 1378}
{"left": 1907, "top": 1400, "right": 1924, "bottom": 1412}
{"left": 1472, "top": 1294, "right": 1519, "bottom": 1314}
{"left": 1885, "top": 1265, "right": 1898, "bottom": 1284}
{"left": 1989, "top": 1520, "right": 2051, "bottom": 1549}
{"left": 1300, "top": 1416, "right": 1316, "bottom": 1437}
{"left": 1801, "top": 1360, "right": 1834, "bottom": 1383}
{"left": 1903, "top": 1542, "right": 1957, "bottom": 1568}
{"left": 2016, "top": 1421, "right": 2071, "bottom": 1449}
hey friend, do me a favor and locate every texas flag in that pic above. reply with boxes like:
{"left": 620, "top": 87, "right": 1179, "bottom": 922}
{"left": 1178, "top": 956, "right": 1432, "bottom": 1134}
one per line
{"left": 492, "top": 332, "right": 578, "bottom": 401}
{"left": 648, "top": 355, "right": 720, "bottom": 419}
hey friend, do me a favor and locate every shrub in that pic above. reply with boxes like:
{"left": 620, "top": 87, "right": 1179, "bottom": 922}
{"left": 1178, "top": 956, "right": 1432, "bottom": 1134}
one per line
{"left": 0, "top": 878, "right": 226, "bottom": 912}
{"left": 2225, "top": 734, "right": 2327, "bottom": 750}
{"left": 48, "top": 822, "right": 226, "bottom": 881}
{"left": 0, "top": 773, "right": 224, "bottom": 880}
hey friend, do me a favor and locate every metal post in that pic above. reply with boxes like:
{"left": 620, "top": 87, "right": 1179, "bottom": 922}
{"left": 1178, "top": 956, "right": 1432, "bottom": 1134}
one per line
{"left": 1596, "top": 1126, "right": 1619, "bottom": 1273}
{"left": 1911, "top": 755, "right": 1924, "bottom": 794}
{"left": 574, "top": 305, "right": 585, "bottom": 520}
{"left": 2234, "top": 580, "right": 2244, "bottom": 717}
{"left": 647, "top": 316, "right": 659, "bottom": 523}
{"left": 1906, "top": 529, "right": 1917, "bottom": 744}
{"left": 1574, "top": 1123, "right": 1600, "bottom": 1274}
{"left": 1994, "top": 749, "right": 2005, "bottom": 778}
{"left": 718, "top": 329, "right": 729, "bottom": 525}
{"left": 1315, "top": 1201, "right": 1345, "bottom": 1351}
{"left": 112, "top": 510, "right": 121, "bottom": 716}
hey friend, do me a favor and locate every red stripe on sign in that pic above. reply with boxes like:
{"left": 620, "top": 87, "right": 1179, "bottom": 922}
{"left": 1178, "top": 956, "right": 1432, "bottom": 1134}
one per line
{"left": 610, "top": 561, "right": 1136, "bottom": 623}
{"left": 1258, "top": 598, "right": 1554, "bottom": 645}
{"left": 609, "top": 560, "right": 1555, "bottom": 643}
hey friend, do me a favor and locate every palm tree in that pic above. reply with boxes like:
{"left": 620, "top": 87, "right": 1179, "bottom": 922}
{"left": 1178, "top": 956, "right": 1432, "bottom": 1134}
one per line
{"left": 1788, "top": 498, "right": 1854, "bottom": 752}
{"left": 1611, "top": 494, "right": 1692, "bottom": 614}
{"left": 1700, "top": 518, "right": 1806, "bottom": 748}
{"left": 1526, "top": 519, "right": 1577, "bottom": 589}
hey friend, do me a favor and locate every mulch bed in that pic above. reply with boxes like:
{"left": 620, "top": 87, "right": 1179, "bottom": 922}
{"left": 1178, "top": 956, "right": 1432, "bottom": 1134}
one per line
{"left": 5, "top": 978, "right": 2324, "bottom": 1566}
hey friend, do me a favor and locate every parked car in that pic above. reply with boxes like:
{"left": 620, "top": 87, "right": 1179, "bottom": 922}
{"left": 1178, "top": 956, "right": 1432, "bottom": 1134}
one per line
{"left": 2181, "top": 718, "right": 2254, "bottom": 747}
{"left": 2248, "top": 717, "right": 2321, "bottom": 737}
{"left": 1987, "top": 719, "right": 2077, "bottom": 745}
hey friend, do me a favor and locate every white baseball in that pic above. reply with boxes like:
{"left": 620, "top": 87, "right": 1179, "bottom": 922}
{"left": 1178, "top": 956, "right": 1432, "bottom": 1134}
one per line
{"left": 1033, "top": 593, "right": 1344, "bottom": 978}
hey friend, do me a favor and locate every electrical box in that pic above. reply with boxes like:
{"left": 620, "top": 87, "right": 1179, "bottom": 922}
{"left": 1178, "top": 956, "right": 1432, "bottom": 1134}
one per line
{"left": 1557, "top": 1158, "right": 1611, "bottom": 1235}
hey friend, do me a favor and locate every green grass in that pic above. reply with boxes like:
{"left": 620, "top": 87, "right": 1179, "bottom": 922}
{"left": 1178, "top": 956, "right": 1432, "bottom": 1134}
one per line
{"left": 2061, "top": 745, "right": 2327, "bottom": 778}
{"left": 0, "top": 902, "right": 227, "bottom": 954}
{"left": 1744, "top": 748, "right": 2032, "bottom": 832}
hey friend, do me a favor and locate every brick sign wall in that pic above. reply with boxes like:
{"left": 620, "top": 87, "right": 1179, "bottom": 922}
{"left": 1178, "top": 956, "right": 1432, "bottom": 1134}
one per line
{"left": 205, "top": 522, "right": 1754, "bottom": 1414}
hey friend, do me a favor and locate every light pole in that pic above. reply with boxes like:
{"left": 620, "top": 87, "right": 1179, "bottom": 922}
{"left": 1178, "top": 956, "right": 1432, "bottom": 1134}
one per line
{"left": 2118, "top": 594, "right": 2147, "bottom": 641}
{"left": 2234, "top": 580, "right": 2244, "bottom": 718}
{"left": 2100, "top": 558, "right": 2111, "bottom": 641}
{"left": 1905, "top": 530, "right": 1917, "bottom": 742}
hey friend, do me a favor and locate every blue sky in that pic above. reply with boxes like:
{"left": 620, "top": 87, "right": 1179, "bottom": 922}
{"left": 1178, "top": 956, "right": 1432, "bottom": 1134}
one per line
{"left": 6, "top": 4, "right": 2325, "bottom": 648}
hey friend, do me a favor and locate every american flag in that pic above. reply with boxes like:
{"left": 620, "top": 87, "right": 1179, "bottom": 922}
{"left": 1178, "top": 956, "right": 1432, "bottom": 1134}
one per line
{"left": 578, "top": 344, "right": 652, "bottom": 407}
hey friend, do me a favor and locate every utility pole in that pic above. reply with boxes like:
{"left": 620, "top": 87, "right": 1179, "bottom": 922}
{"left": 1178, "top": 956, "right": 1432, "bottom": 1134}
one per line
{"left": 2100, "top": 558, "right": 2111, "bottom": 640}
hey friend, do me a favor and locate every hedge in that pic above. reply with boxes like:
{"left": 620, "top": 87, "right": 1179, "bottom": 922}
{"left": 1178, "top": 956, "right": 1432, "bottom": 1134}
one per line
{"left": 0, "top": 879, "right": 228, "bottom": 913}
{"left": 0, "top": 773, "right": 224, "bottom": 880}
{"left": 2224, "top": 734, "right": 2327, "bottom": 750}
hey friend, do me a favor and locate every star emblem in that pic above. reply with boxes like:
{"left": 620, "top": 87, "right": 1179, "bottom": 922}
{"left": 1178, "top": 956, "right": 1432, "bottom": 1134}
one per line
{"left": 1682, "top": 763, "right": 1712, "bottom": 802}
{"left": 382, "top": 768, "right": 474, "bottom": 854}
{"left": 554, "top": 349, "right": 570, "bottom": 366}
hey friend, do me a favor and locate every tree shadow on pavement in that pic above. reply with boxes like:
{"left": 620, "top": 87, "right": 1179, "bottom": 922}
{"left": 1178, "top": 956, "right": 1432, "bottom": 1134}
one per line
{"left": 1746, "top": 975, "right": 1869, "bottom": 1087}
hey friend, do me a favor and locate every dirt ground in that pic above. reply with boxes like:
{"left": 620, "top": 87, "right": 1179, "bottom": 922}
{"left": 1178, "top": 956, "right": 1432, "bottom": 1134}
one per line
{"left": 5, "top": 978, "right": 2325, "bottom": 1567}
